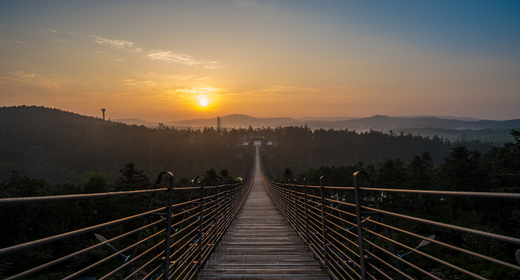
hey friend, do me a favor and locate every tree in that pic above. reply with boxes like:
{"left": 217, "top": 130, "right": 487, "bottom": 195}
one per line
{"left": 283, "top": 167, "right": 293, "bottom": 180}
{"left": 219, "top": 169, "right": 231, "bottom": 181}
{"left": 205, "top": 168, "right": 220, "bottom": 185}
{"left": 116, "top": 163, "right": 151, "bottom": 191}
{"left": 437, "top": 146, "right": 481, "bottom": 220}
{"left": 82, "top": 173, "right": 109, "bottom": 194}
{"left": 376, "top": 158, "right": 407, "bottom": 212}
{"left": 407, "top": 152, "right": 435, "bottom": 211}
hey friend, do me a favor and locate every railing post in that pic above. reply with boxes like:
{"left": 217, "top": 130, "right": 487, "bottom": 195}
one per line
{"left": 303, "top": 178, "right": 310, "bottom": 245}
{"left": 353, "top": 172, "right": 367, "bottom": 280}
{"left": 164, "top": 172, "right": 175, "bottom": 280}
{"left": 319, "top": 176, "right": 328, "bottom": 272}
{"left": 215, "top": 178, "right": 221, "bottom": 236}
{"left": 290, "top": 179, "right": 295, "bottom": 219}
{"left": 199, "top": 177, "right": 205, "bottom": 271}
{"left": 276, "top": 181, "right": 280, "bottom": 208}
{"left": 294, "top": 179, "right": 301, "bottom": 234}
{"left": 224, "top": 181, "right": 229, "bottom": 219}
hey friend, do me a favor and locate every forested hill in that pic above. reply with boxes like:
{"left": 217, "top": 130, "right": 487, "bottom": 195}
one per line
{"left": 332, "top": 115, "right": 520, "bottom": 130}
{"left": 0, "top": 106, "right": 254, "bottom": 183}
{"left": 1, "top": 105, "right": 103, "bottom": 125}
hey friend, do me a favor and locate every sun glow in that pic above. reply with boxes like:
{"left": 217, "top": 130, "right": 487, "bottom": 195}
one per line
{"left": 199, "top": 96, "right": 208, "bottom": 107}
{"left": 176, "top": 87, "right": 219, "bottom": 110}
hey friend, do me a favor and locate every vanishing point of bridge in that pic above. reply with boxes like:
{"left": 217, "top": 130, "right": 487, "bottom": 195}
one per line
{"left": 1, "top": 146, "right": 520, "bottom": 279}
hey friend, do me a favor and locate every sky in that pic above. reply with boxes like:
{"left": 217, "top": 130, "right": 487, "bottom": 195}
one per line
{"left": 1, "top": 0, "right": 519, "bottom": 122}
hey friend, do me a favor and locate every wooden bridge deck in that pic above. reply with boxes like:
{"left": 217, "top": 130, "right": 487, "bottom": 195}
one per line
{"left": 198, "top": 147, "right": 329, "bottom": 279}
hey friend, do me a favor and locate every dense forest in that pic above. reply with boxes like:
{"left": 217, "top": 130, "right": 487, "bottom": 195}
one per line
{"left": 0, "top": 106, "right": 255, "bottom": 183}
{"left": 261, "top": 125, "right": 494, "bottom": 177}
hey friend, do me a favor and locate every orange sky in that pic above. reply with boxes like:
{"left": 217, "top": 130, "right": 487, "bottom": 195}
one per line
{"left": 1, "top": 1, "right": 519, "bottom": 121}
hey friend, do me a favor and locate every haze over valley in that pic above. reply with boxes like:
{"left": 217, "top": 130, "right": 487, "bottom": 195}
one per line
{"left": 114, "top": 113, "right": 520, "bottom": 144}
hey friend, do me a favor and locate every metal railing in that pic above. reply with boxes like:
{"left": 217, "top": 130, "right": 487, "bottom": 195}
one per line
{"left": 263, "top": 172, "right": 520, "bottom": 280}
{"left": 0, "top": 171, "right": 253, "bottom": 280}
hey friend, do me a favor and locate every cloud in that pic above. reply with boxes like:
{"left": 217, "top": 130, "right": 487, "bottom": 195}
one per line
{"left": 244, "top": 85, "right": 316, "bottom": 95}
{"left": 174, "top": 87, "right": 218, "bottom": 94}
{"left": 119, "top": 78, "right": 173, "bottom": 98}
{"left": 89, "top": 36, "right": 219, "bottom": 68}
{"left": 236, "top": 0, "right": 276, "bottom": 18}
{"left": 242, "top": 85, "right": 370, "bottom": 100}
{"left": 0, "top": 40, "right": 24, "bottom": 44}
{"left": 148, "top": 50, "right": 220, "bottom": 69}
{"left": 0, "top": 71, "right": 60, "bottom": 90}
{"left": 45, "top": 28, "right": 60, "bottom": 33}
{"left": 237, "top": 0, "right": 274, "bottom": 10}
{"left": 91, "top": 35, "right": 142, "bottom": 52}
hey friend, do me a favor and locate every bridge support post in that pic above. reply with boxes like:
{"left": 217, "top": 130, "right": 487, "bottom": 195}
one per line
{"left": 319, "top": 176, "right": 329, "bottom": 273}
{"left": 199, "top": 178, "right": 205, "bottom": 272}
{"left": 303, "top": 179, "right": 310, "bottom": 245}
{"left": 164, "top": 172, "right": 175, "bottom": 280}
{"left": 224, "top": 182, "right": 229, "bottom": 221}
{"left": 353, "top": 172, "right": 367, "bottom": 280}
{"left": 216, "top": 181, "right": 220, "bottom": 240}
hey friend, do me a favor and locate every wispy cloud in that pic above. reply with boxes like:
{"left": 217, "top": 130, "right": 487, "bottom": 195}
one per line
{"left": 237, "top": 0, "right": 274, "bottom": 10}
{"left": 89, "top": 35, "right": 220, "bottom": 68}
{"left": 120, "top": 78, "right": 172, "bottom": 98}
{"left": 0, "top": 71, "right": 60, "bottom": 89}
{"left": 244, "top": 85, "right": 316, "bottom": 95}
{"left": 0, "top": 40, "right": 24, "bottom": 44}
{"left": 236, "top": 0, "right": 277, "bottom": 19}
{"left": 91, "top": 35, "right": 142, "bottom": 52}
{"left": 243, "top": 85, "right": 370, "bottom": 100}
{"left": 45, "top": 28, "right": 60, "bottom": 33}
{"left": 148, "top": 50, "right": 220, "bottom": 69}
{"left": 174, "top": 87, "right": 219, "bottom": 94}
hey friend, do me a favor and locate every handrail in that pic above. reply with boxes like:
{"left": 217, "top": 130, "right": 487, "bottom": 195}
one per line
{"left": 263, "top": 171, "right": 520, "bottom": 280}
{"left": 0, "top": 169, "right": 254, "bottom": 279}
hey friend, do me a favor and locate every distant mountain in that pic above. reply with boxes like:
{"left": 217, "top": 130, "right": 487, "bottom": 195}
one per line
{"left": 393, "top": 115, "right": 482, "bottom": 122}
{"left": 333, "top": 115, "right": 520, "bottom": 131}
{"left": 158, "top": 114, "right": 520, "bottom": 135}
{"left": 166, "top": 114, "right": 298, "bottom": 128}
{"left": 113, "top": 118, "right": 158, "bottom": 127}
{"left": 297, "top": 116, "right": 358, "bottom": 122}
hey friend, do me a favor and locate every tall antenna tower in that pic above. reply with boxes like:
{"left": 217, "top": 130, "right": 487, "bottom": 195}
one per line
{"left": 101, "top": 108, "right": 106, "bottom": 121}
{"left": 217, "top": 116, "right": 221, "bottom": 131}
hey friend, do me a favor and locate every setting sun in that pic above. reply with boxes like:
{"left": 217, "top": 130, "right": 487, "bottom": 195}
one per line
{"left": 199, "top": 96, "right": 208, "bottom": 107}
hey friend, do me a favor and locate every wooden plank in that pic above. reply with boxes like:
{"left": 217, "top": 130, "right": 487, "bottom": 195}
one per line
{"left": 197, "top": 147, "right": 330, "bottom": 280}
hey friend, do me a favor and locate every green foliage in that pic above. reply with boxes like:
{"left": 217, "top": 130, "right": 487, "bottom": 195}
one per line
{"left": 261, "top": 125, "right": 494, "bottom": 179}
{"left": 283, "top": 167, "right": 293, "bottom": 180}
{"left": 205, "top": 168, "right": 219, "bottom": 185}
{"left": 0, "top": 106, "right": 253, "bottom": 183}
{"left": 115, "top": 163, "right": 151, "bottom": 191}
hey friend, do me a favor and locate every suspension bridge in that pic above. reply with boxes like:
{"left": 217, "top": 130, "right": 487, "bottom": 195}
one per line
{"left": 1, "top": 146, "right": 520, "bottom": 279}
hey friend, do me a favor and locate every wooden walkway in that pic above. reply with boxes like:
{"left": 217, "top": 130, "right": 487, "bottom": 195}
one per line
{"left": 198, "top": 147, "right": 329, "bottom": 279}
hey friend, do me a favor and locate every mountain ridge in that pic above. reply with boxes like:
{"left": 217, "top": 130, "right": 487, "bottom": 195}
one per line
{"left": 113, "top": 113, "right": 520, "bottom": 131}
